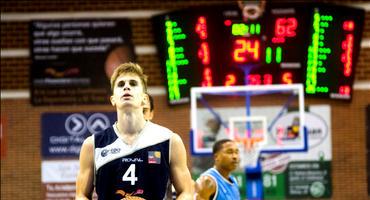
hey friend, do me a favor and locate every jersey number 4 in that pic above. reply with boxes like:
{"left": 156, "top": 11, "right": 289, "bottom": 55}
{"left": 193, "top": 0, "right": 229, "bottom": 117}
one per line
{"left": 122, "top": 164, "right": 138, "bottom": 185}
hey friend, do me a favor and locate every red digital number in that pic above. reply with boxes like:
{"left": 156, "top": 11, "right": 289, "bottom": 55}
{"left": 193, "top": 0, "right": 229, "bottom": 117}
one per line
{"left": 224, "top": 74, "right": 237, "bottom": 86}
{"left": 201, "top": 67, "right": 213, "bottom": 87}
{"left": 263, "top": 74, "right": 273, "bottom": 85}
{"left": 343, "top": 20, "right": 355, "bottom": 31}
{"left": 273, "top": 17, "right": 298, "bottom": 43}
{"left": 195, "top": 16, "right": 208, "bottom": 40}
{"left": 282, "top": 72, "right": 293, "bottom": 84}
{"left": 233, "top": 39, "right": 260, "bottom": 63}
{"left": 246, "top": 74, "right": 273, "bottom": 85}
{"left": 197, "top": 42, "right": 210, "bottom": 65}
{"left": 275, "top": 17, "right": 297, "bottom": 37}
{"left": 247, "top": 74, "right": 261, "bottom": 85}
{"left": 339, "top": 85, "right": 351, "bottom": 95}
{"left": 341, "top": 34, "right": 354, "bottom": 77}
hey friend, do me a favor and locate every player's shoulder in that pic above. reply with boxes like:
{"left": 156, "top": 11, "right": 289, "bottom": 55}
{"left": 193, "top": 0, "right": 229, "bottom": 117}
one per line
{"left": 147, "top": 122, "right": 186, "bottom": 150}
{"left": 196, "top": 175, "right": 217, "bottom": 194}
{"left": 83, "top": 135, "right": 94, "bottom": 145}
{"left": 80, "top": 135, "right": 94, "bottom": 152}
{"left": 198, "top": 175, "right": 216, "bottom": 185}
{"left": 147, "top": 121, "right": 175, "bottom": 136}
{"left": 140, "top": 121, "right": 175, "bottom": 146}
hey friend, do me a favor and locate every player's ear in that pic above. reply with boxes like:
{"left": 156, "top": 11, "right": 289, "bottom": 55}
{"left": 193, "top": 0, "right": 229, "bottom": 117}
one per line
{"left": 213, "top": 153, "right": 219, "bottom": 162}
{"left": 110, "top": 95, "right": 116, "bottom": 106}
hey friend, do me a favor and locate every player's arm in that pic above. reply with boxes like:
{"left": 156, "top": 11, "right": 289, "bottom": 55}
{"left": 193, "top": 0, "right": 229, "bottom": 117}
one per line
{"left": 170, "top": 133, "right": 194, "bottom": 200}
{"left": 75, "top": 136, "right": 94, "bottom": 200}
{"left": 194, "top": 175, "right": 216, "bottom": 200}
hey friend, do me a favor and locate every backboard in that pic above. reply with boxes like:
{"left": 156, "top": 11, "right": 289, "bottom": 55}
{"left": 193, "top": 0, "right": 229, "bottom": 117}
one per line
{"left": 190, "top": 84, "right": 306, "bottom": 155}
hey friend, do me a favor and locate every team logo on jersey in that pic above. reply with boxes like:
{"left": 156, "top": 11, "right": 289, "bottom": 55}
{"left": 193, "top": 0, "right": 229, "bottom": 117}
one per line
{"left": 101, "top": 148, "right": 121, "bottom": 157}
{"left": 148, "top": 151, "right": 161, "bottom": 164}
{"left": 116, "top": 189, "right": 145, "bottom": 199}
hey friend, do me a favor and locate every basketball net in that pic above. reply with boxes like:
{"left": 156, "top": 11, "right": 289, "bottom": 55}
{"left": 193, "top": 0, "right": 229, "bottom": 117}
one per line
{"left": 236, "top": 137, "right": 263, "bottom": 168}
{"left": 227, "top": 116, "right": 267, "bottom": 169}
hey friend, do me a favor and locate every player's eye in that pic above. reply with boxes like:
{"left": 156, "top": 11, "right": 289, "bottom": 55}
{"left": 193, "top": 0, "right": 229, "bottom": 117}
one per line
{"left": 130, "top": 80, "right": 138, "bottom": 86}
{"left": 226, "top": 150, "right": 233, "bottom": 154}
{"left": 117, "top": 80, "right": 125, "bottom": 87}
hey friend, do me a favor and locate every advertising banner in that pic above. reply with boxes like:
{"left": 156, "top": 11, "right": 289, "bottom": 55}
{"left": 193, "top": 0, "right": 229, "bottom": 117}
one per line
{"left": 262, "top": 105, "right": 332, "bottom": 199}
{"left": 30, "top": 19, "right": 135, "bottom": 105}
{"left": 41, "top": 112, "right": 116, "bottom": 199}
{"left": 42, "top": 160, "right": 79, "bottom": 199}
{"left": 41, "top": 112, "right": 116, "bottom": 158}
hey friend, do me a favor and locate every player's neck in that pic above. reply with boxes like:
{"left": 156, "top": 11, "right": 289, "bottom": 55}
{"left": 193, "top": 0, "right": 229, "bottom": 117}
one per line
{"left": 116, "top": 109, "right": 146, "bottom": 135}
{"left": 214, "top": 166, "right": 231, "bottom": 180}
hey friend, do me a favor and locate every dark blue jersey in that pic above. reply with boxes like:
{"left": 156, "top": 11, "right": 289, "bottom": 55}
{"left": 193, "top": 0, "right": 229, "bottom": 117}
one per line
{"left": 94, "top": 121, "right": 173, "bottom": 200}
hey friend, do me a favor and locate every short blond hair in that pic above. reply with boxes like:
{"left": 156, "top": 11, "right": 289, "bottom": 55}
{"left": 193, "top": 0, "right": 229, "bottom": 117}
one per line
{"left": 110, "top": 62, "right": 148, "bottom": 92}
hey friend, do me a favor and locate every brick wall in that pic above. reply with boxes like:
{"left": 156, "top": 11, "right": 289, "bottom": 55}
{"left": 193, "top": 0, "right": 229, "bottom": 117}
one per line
{"left": 1, "top": 0, "right": 370, "bottom": 199}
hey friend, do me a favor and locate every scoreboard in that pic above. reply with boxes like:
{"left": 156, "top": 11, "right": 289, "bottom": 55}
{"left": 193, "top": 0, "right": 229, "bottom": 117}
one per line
{"left": 152, "top": 3, "right": 364, "bottom": 105}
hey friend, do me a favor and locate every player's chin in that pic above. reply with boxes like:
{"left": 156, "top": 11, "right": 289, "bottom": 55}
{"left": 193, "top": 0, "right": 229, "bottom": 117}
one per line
{"left": 230, "top": 162, "right": 239, "bottom": 170}
{"left": 118, "top": 102, "right": 135, "bottom": 109}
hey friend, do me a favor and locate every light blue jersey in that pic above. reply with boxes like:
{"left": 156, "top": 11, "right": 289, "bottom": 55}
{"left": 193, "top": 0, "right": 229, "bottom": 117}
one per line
{"left": 201, "top": 168, "right": 240, "bottom": 200}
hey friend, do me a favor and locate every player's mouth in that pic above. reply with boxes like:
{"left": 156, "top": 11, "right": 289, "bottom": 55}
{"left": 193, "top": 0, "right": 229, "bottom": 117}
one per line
{"left": 122, "top": 93, "right": 133, "bottom": 100}
{"left": 231, "top": 161, "right": 239, "bottom": 166}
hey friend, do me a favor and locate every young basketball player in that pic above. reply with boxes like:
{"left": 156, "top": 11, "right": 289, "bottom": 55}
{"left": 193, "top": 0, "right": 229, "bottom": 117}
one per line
{"left": 76, "top": 62, "right": 193, "bottom": 199}
{"left": 195, "top": 139, "right": 240, "bottom": 200}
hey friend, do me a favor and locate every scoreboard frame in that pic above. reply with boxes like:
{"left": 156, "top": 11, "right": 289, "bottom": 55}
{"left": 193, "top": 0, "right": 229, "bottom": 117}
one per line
{"left": 152, "top": 2, "right": 365, "bottom": 105}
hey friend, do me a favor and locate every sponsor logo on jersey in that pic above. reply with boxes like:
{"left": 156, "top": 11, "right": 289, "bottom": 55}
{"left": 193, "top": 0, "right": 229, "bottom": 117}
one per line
{"left": 148, "top": 151, "right": 161, "bottom": 164}
{"left": 121, "top": 157, "right": 144, "bottom": 162}
{"left": 116, "top": 189, "right": 145, "bottom": 199}
{"left": 101, "top": 148, "right": 121, "bottom": 157}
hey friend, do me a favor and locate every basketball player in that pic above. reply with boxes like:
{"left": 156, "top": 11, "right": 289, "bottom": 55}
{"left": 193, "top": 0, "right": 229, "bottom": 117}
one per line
{"left": 143, "top": 93, "right": 154, "bottom": 120}
{"left": 195, "top": 139, "right": 240, "bottom": 200}
{"left": 76, "top": 62, "right": 193, "bottom": 199}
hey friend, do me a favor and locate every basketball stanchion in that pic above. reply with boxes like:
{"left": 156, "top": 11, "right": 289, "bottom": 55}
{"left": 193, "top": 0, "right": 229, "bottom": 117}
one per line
{"left": 229, "top": 116, "right": 267, "bottom": 199}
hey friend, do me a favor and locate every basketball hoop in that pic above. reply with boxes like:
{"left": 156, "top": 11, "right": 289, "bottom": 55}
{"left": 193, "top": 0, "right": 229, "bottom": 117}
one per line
{"left": 228, "top": 116, "right": 267, "bottom": 168}
{"left": 236, "top": 137, "right": 263, "bottom": 168}
{"left": 238, "top": 0, "right": 266, "bottom": 21}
